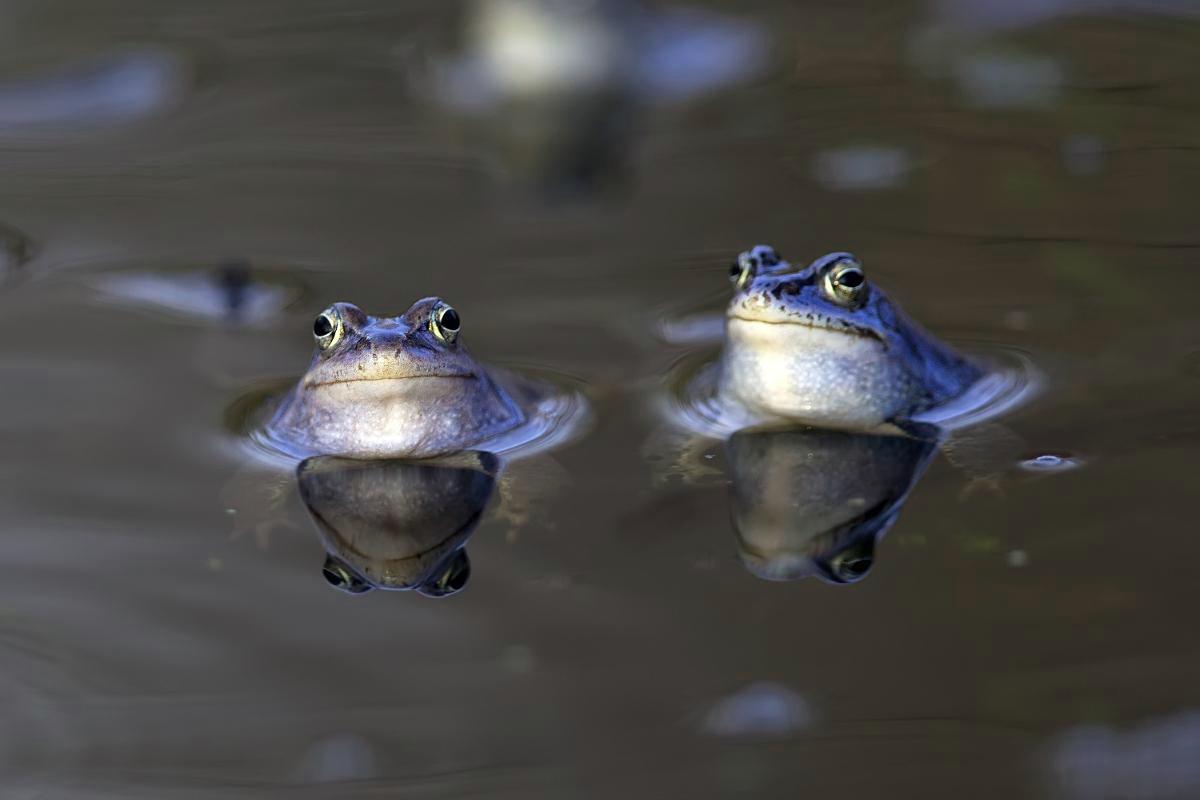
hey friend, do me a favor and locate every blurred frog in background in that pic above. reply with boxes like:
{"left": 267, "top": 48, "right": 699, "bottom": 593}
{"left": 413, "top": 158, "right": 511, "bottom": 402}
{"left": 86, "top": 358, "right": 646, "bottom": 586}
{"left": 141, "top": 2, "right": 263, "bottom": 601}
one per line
{"left": 412, "top": 0, "right": 771, "bottom": 192}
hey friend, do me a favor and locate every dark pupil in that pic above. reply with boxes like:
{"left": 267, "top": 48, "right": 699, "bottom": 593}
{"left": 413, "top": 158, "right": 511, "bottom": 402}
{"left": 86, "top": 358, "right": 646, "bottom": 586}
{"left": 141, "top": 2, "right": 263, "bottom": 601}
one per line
{"left": 728, "top": 262, "right": 741, "bottom": 277}
{"left": 836, "top": 269, "right": 864, "bottom": 288}
{"left": 440, "top": 309, "right": 460, "bottom": 332}
{"left": 313, "top": 315, "right": 333, "bottom": 337}
{"left": 843, "top": 557, "right": 872, "bottom": 576}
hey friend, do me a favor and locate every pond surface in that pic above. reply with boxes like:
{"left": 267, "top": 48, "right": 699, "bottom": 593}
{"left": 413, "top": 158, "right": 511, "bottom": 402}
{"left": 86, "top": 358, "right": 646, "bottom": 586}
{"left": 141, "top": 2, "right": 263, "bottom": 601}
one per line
{"left": 2, "top": 1, "right": 1200, "bottom": 797}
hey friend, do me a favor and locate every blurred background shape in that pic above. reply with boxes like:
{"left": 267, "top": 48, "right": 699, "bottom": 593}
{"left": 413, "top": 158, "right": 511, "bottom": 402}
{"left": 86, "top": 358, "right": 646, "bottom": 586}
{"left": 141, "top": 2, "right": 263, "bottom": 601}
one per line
{"left": 1045, "top": 710, "right": 1200, "bottom": 799}
{"left": 701, "top": 681, "right": 814, "bottom": 738}
{"left": 412, "top": 0, "right": 771, "bottom": 193}
{"left": 85, "top": 260, "right": 304, "bottom": 326}
{"left": 0, "top": 46, "right": 188, "bottom": 132}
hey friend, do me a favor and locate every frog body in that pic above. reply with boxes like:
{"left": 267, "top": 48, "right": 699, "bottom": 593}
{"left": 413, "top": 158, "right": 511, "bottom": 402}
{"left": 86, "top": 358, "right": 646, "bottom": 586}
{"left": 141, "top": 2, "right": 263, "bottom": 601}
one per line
{"left": 264, "top": 298, "right": 525, "bottom": 459}
{"left": 719, "top": 246, "right": 983, "bottom": 429}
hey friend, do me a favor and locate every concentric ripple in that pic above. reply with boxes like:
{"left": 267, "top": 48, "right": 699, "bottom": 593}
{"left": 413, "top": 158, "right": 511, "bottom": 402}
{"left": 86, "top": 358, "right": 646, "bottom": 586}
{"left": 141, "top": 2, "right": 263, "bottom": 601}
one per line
{"left": 233, "top": 366, "right": 591, "bottom": 466}
{"left": 663, "top": 343, "right": 1040, "bottom": 440}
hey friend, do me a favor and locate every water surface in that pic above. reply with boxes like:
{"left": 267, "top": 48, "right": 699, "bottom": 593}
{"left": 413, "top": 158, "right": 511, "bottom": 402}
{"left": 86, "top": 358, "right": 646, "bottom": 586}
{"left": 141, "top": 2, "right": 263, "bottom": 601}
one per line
{"left": 2, "top": 1, "right": 1200, "bottom": 797}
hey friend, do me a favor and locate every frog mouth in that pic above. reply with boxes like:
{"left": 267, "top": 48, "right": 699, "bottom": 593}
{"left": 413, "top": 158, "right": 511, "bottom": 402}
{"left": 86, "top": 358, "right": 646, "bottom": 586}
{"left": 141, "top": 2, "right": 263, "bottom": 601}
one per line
{"left": 728, "top": 314, "right": 885, "bottom": 343}
{"left": 304, "top": 374, "right": 476, "bottom": 389}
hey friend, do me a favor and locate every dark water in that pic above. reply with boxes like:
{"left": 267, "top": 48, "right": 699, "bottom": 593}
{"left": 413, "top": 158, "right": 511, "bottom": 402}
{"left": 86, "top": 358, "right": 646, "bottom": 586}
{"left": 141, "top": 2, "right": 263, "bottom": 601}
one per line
{"left": 3, "top": 1, "right": 1200, "bottom": 797}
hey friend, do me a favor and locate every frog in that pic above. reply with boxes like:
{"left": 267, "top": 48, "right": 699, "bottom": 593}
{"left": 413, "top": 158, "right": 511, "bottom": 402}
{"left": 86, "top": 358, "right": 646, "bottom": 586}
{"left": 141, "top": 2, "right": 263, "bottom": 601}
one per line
{"left": 262, "top": 297, "right": 529, "bottom": 460}
{"left": 718, "top": 245, "right": 985, "bottom": 431}
{"left": 643, "top": 243, "right": 1049, "bottom": 585}
{"left": 228, "top": 296, "right": 582, "bottom": 579}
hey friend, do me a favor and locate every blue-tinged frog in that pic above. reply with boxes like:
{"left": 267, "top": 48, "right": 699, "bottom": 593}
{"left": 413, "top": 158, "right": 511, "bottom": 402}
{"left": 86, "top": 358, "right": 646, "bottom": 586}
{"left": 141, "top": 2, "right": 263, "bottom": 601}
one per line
{"left": 719, "top": 245, "right": 983, "bottom": 430}
{"left": 264, "top": 298, "right": 529, "bottom": 459}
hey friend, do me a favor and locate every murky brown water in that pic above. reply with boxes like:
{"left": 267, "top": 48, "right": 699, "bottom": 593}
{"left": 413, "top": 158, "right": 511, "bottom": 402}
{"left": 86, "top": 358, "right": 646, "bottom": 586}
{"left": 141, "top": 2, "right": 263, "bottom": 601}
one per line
{"left": 3, "top": 1, "right": 1200, "bottom": 797}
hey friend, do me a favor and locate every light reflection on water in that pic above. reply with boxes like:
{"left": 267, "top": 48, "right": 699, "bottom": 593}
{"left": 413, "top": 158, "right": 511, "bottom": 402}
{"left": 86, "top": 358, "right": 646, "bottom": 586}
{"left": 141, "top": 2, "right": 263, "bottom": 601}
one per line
{"left": 0, "top": 0, "right": 1199, "bottom": 796}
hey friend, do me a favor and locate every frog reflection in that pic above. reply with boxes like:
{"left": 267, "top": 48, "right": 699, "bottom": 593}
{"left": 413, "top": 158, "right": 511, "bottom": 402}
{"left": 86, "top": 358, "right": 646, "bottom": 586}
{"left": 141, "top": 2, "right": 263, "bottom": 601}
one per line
{"left": 727, "top": 425, "right": 938, "bottom": 583}
{"left": 296, "top": 453, "right": 499, "bottom": 597}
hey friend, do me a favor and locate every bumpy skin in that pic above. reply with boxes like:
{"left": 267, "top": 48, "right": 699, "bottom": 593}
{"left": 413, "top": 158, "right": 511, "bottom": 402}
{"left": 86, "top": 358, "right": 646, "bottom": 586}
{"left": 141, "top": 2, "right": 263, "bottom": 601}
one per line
{"left": 718, "top": 246, "right": 983, "bottom": 428}
{"left": 266, "top": 298, "right": 523, "bottom": 459}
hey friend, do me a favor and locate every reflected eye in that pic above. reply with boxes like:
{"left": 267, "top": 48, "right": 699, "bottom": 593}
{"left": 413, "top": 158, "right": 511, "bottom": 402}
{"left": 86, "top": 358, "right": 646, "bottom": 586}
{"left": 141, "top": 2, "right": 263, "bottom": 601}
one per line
{"left": 835, "top": 555, "right": 873, "bottom": 581}
{"left": 417, "top": 551, "right": 471, "bottom": 598}
{"left": 823, "top": 538, "right": 876, "bottom": 584}
{"left": 729, "top": 252, "right": 758, "bottom": 291}
{"left": 321, "top": 557, "right": 372, "bottom": 595}
{"left": 430, "top": 303, "right": 461, "bottom": 344}
{"left": 313, "top": 306, "right": 344, "bottom": 351}
{"left": 823, "top": 259, "right": 868, "bottom": 306}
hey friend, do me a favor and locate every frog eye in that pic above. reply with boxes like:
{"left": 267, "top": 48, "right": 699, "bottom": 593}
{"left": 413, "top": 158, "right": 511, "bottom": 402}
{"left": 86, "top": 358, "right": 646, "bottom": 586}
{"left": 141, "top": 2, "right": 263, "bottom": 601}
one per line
{"left": 321, "top": 556, "right": 372, "bottom": 594}
{"left": 729, "top": 251, "right": 758, "bottom": 291}
{"left": 822, "top": 259, "right": 868, "bottom": 306}
{"left": 313, "top": 306, "right": 344, "bottom": 351}
{"left": 429, "top": 303, "right": 461, "bottom": 344}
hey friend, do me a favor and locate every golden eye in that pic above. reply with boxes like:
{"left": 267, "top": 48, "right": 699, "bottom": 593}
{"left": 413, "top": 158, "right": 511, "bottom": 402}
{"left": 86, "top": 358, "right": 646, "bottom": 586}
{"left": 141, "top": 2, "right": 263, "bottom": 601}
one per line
{"left": 313, "top": 306, "right": 344, "bottom": 351}
{"left": 430, "top": 303, "right": 461, "bottom": 344}
{"left": 823, "top": 259, "right": 868, "bottom": 305}
{"left": 729, "top": 251, "right": 758, "bottom": 291}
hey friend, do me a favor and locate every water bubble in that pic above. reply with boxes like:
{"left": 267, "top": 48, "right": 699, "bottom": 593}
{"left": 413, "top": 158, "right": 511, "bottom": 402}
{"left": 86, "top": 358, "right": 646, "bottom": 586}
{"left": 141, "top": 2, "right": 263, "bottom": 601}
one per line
{"left": 1020, "top": 454, "right": 1082, "bottom": 472}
